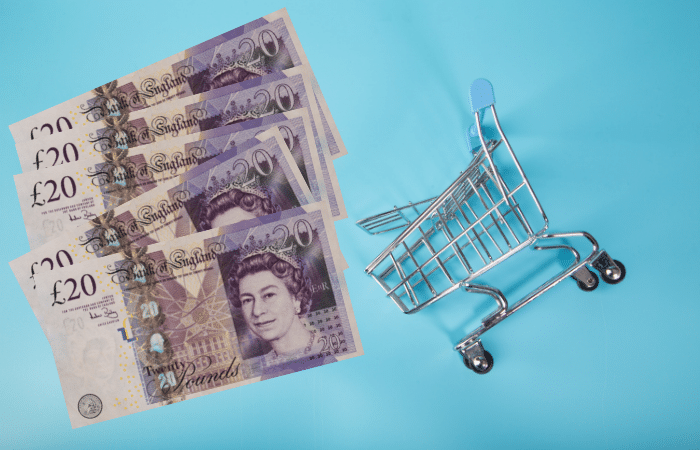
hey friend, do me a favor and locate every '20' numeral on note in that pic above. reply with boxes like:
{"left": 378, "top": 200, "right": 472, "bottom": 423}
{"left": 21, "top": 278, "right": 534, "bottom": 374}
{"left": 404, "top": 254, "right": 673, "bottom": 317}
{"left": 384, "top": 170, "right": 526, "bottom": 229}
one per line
{"left": 159, "top": 372, "right": 177, "bottom": 389}
{"left": 31, "top": 176, "right": 77, "bottom": 207}
{"left": 51, "top": 274, "right": 97, "bottom": 306}
{"left": 33, "top": 143, "right": 79, "bottom": 170}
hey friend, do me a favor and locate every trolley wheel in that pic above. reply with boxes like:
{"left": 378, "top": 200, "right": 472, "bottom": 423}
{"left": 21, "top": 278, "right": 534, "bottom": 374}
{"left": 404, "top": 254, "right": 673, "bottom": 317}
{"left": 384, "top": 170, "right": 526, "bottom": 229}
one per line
{"left": 463, "top": 350, "right": 494, "bottom": 375}
{"left": 600, "top": 260, "right": 626, "bottom": 285}
{"left": 574, "top": 271, "right": 599, "bottom": 292}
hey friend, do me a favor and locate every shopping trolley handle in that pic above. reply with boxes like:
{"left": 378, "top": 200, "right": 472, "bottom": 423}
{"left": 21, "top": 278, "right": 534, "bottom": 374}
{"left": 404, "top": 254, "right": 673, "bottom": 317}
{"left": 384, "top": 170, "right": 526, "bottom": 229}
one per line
{"left": 466, "top": 78, "right": 496, "bottom": 149}
{"left": 469, "top": 78, "right": 495, "bottom": 113}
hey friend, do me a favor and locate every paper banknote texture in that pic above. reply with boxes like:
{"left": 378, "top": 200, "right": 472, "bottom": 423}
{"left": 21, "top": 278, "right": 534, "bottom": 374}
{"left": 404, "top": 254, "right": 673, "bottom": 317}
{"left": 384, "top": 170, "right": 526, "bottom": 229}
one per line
{"left": 9, "top": 8, "right": 354, "bottom": 429}
{"left": 17, "top": 67, "right": 336, "bottom": 182}
{"left": 16, "top": 126, "right": 274, "bottom": 249}
{"left": 32, "top": 204, "right": 360, "bottom": 428}
{"left": 10, "top": 9, "right": 346, "bottom": 164}
{"left": 16, "top": 108, "right": 344, "bottom": 249}
{"left": 10, "top": 131, "right": 316, "bottom": 310}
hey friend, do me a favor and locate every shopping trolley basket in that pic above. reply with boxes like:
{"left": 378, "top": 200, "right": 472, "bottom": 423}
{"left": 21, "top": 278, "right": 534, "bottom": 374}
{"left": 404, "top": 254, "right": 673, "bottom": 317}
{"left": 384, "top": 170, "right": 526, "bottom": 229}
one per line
{"left": 358, "top": 79, "right": 626, "bottom": 374}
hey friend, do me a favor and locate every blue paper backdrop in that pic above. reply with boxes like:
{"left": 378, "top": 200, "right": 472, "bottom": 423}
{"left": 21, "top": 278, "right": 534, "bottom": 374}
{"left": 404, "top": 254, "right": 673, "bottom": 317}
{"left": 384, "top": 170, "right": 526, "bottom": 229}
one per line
{"left": 1, "top": 0, "right": 699, "bottom": 448}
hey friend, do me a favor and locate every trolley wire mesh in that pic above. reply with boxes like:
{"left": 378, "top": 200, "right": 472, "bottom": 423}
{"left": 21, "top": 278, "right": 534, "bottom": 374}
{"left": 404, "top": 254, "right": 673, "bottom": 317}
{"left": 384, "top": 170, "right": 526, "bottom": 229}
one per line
{"left": 363, "top": 137, "right": 545, "bottom": 313}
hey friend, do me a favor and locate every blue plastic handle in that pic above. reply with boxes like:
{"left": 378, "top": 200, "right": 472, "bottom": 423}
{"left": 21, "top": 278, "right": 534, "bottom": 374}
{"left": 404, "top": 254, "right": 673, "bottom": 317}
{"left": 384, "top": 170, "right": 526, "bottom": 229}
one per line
{"left": 466, "top": 79, "right": 496, "bottom": 152}
{"left": 469, "top": 78, "right": 495, "bottom": 114}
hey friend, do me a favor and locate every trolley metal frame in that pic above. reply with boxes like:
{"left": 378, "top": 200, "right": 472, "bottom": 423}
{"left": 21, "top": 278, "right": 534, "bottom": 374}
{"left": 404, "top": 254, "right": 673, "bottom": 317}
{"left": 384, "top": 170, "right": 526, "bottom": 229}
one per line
{"left": 358, "top": 79, "right": 625, "bottom": 374}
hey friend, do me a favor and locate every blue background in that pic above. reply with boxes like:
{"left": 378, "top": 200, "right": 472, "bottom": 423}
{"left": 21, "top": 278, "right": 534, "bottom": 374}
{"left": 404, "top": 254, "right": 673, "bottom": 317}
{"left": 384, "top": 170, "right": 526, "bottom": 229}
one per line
{"left": 1, "top": 0, "right": 699, "bottom": 448}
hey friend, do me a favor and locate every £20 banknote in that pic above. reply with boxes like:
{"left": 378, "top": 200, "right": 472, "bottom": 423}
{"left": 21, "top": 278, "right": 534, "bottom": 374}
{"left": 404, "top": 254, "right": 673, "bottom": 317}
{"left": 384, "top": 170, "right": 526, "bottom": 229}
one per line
{"left": 11, "top": 130, "right": 329, "bottom": 318}
{"left": 32, "top": 203, "right": 360, "bottom": 428}
{"left": 10, "top": 8, "right": 346, "bottom": 168}
{"left": 16, "top": 108, "right": 344, "bottom": 249}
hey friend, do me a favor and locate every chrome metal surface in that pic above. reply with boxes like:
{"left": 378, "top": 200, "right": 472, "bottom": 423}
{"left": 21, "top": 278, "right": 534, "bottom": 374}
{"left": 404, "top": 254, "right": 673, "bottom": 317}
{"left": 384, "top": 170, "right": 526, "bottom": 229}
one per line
{"left": 358, "top": 81, "right": 625, "bottom": 370}
{"left": 572, "top": 266, "right": 597, "bottom": 288}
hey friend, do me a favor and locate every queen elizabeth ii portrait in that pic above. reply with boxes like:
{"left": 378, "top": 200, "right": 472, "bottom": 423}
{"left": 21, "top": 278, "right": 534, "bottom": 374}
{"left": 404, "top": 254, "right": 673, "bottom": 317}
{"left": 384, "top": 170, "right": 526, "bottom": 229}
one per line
{"left": 226, "top": 245, "right": 320, "bottom": 359}
{"left": 198, "top": 170, "right": 278, "bottom": 231}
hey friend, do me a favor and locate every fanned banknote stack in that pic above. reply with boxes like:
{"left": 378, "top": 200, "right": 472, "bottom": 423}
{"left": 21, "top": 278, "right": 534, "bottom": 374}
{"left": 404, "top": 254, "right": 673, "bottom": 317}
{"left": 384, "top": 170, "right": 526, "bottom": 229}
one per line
{"left": 9, "top": 9, "right": 361, "bottom": 428}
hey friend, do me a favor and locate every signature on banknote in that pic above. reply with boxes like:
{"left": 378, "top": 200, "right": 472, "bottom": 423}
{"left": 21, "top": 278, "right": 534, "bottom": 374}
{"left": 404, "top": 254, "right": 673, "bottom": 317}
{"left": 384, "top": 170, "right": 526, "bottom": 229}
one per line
{"left": 69, "top": 210, "right": 97, "bottom": 222}
{"left": 88, "top": 307, "right": 118, "bottom": 320}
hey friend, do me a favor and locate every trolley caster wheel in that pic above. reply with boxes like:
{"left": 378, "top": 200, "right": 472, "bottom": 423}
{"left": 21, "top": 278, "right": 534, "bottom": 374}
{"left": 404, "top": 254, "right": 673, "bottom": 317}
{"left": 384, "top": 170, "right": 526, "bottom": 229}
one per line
{"left": 600, "top": 260, "right": 626, "bottom": 285}
{"left": 463, "top": 350, "right": 494, "bottom": 374}
{"left": 574, "top": 271, "right": 599, "bottom": 292}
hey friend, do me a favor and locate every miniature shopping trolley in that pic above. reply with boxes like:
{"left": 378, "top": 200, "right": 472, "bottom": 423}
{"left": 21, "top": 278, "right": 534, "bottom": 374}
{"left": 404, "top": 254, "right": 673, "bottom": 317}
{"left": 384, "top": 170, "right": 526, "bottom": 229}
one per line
{"left": 358, "top": 79, "right": 626, "bottom": 374}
